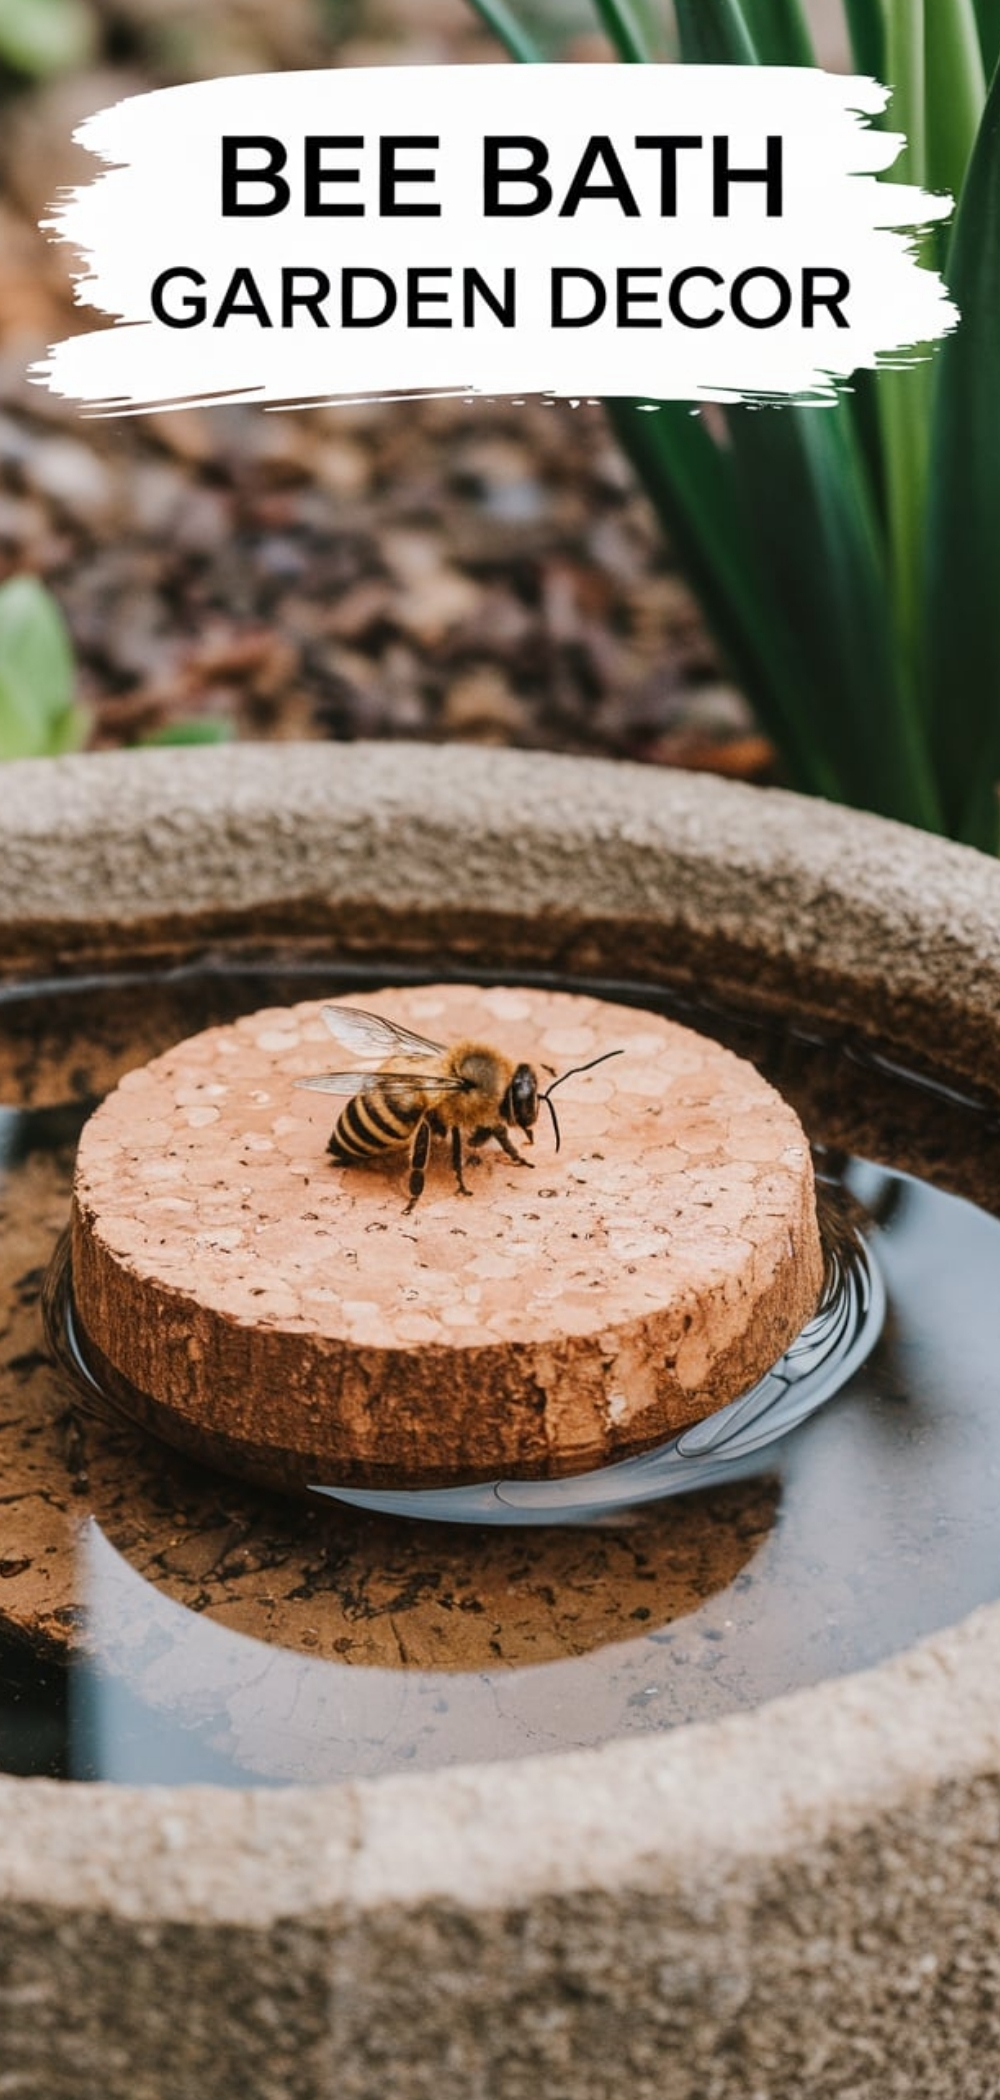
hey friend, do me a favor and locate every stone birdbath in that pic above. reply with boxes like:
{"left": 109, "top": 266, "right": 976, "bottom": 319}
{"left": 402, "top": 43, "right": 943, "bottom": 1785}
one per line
{"left": 2, "top": 740, "right": 1000, "bottom": 2100}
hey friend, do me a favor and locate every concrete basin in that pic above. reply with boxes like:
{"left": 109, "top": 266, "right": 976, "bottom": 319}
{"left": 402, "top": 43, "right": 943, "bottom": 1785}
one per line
{"left": 2, "top": 742, "right": 999, "bottom": 2100}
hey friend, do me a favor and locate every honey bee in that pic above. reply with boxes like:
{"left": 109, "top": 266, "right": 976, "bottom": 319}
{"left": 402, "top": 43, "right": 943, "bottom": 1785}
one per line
{"left": 296, "top": 1003, "right": 622, "bottom": 1213}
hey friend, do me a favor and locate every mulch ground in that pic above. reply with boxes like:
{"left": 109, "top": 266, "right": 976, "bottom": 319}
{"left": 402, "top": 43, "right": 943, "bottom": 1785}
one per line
{"left": 0, "top": 0, "right": 775, "bottom": 781}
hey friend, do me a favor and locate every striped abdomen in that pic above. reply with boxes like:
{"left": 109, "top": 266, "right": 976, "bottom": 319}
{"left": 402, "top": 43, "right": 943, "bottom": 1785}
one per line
{"left": 328, "top": 1085, "right": 423, "bottom": 1164}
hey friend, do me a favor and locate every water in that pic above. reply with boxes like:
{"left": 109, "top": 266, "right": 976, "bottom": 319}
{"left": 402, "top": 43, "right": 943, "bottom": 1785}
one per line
{"left": 2, "top": 960, "right": 999, "bottom": 1787}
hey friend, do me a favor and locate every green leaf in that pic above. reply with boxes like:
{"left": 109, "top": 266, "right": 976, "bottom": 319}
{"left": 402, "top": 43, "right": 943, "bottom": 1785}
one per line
{"left": 873, "top": 2, "right": 935, "bottom": 678}
{"left": 843, "top": 0, "right": 887, "bottom": 78}
{"left": 673, "top": 0, "right": 758, "bottom": 65}
{"left": 592, "top": 0, "right": 654, "bottom": 61}
{"left": 971, "top": 0, "right": 1000, "bottom": 77}
{"left": 925, "top": 54, "right": 1000, "bottom": 849}
{"left": 464, "top": 0, "right": 547, "bottom": 62}
{"left": 606, "top": 398, "right": 840, "bottom": 794}
{"left": 467, "top": 0, "right": 996, "bottom": 846}
{"left": 875, "top": 357, "right": 936, "bottom": 690}
{"left": 0, "top": 576, "right": 86, "bottom": 761}
{"left": 0, "top": 0, "right": 95, "bottom": 78}
{"left": 885, "top": 0, "right": 927, "bottom": 186}
{"left": 739, "top": 0, "right": 814, "bottom": 64}
{"left": 925, "top": 0, "right": 985, "bottom": 204}
{"left": 140, "top": 719, "right": 234, "bottom": 747}
{"left": 725, "top": 400, "right": 941, "bottom": 825}
{"left": 609, "top": 395, "right": 941, "bottom": 825}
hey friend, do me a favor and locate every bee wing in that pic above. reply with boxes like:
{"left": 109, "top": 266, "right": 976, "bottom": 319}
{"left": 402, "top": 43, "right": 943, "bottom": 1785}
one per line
{"left": 320, "top": 1004, "right": 447, "bottom": 1059}
{"left": 295, "top": 1069, "right": 468, "bottom": 1097}
{"left": 296, "top": 1070, "right": 390, "bottom": 1097}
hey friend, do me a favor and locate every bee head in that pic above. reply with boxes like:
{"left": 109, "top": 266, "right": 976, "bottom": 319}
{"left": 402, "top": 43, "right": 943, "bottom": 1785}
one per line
{"left": 500, "top": 1062, "right": 540, "bottom": 1140}
{"left": 501, "top": 1049, "right": 624, "bottom": 1155}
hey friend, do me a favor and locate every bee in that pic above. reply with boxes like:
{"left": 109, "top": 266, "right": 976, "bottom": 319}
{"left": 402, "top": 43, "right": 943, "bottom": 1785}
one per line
{"left": 296, "top": 1003, "right": 622, "bottom": 1213}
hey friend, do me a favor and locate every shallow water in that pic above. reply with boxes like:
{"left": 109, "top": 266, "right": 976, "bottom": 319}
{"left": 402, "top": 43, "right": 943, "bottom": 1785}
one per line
{"left": 2, "top": 961, "right": 999, "bottom": 1787}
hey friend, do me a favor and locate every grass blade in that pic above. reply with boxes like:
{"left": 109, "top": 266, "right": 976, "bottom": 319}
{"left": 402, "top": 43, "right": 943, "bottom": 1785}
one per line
{"left": 673, "top": 0, "right": 758, "bottom": 65}
{"left": 606, "top": 400, "right": 841, "bottom": 795}
{"left": 925, "top": 55, "right": 1000, "bottom": 849}
{"left": 592, "top": 0, "right": 655, "bottom": 61}
{"left": 884, "top": 0, "right": 926, "bottom": 184}
{"left": 875, "top": 0, "right": 932, "bottom": 678}
{"left": 464, "top": 0, "right": 546, "bottom": 62}
{"left": 972, "top": 0, "right": 1000, "bottom": 76}
{"left": 739, "top": 0, "right": 815, "bottom": 64}
{"left": 925, "top": 0, "right": 985, "bottom": 204}
{"left": 843, "top": 0, "right": 887, "bottom": 77}
{"left": 609, "top": 396, "right": 941, "bottom": 825}
{"left": 725, "top": 402, "right": 941, "bottom": 824}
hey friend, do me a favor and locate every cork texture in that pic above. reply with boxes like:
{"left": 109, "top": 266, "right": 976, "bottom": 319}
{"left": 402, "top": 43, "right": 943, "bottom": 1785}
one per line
{"left": 70, "top": 985, "right": 822, "bottom": 1489}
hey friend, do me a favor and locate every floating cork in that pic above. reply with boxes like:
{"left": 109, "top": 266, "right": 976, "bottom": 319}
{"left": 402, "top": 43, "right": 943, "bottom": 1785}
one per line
{"left": 70, "top": 985, "right": 824, "bottom": 1491}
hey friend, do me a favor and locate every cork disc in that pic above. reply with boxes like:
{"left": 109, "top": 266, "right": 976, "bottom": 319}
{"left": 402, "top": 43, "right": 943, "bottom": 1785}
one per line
{"left": 70, "top": 985, "right": 824, "bottom": 1491}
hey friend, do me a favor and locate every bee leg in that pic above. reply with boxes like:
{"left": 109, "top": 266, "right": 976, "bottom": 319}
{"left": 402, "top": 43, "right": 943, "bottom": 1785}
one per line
{"left": 451, "top": 1126, "right": 473, "bottom": 1197}
{"left": 486, "top": 1123, "right": 534, "bottom": 1169}
{"left": 403, "top": 1117, "right": 432, "bottom": 1214}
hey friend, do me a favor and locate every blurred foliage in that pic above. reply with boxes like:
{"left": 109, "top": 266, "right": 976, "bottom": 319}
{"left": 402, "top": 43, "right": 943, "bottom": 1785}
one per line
{"left": 470, "top": 0, "right": 1000, "bottom": 851}
{"left": 140, "top": 719, "right": 235, "bottom": 746}
{"left": 0, "top": 0, "right": 97, "bottom": 80}
{"left": 0, "top": 577, "right": 88, "bottom": 758}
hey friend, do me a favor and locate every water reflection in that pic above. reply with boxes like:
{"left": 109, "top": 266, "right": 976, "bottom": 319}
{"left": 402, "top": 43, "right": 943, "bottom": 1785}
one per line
{"left": 3, "top": 967, "right": 1000, "bottom": 1787}
{"left": 71, "top": 1478, "right": 777, "bottom": 1784}
{"left": 61, "top": 1162, "right": 1000, "bottom": 1786}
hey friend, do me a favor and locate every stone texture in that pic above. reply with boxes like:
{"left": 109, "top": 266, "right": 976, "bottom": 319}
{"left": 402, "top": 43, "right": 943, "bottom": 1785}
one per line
{"left": 71, "top": 985, "right": 822, "bottom": 1487}
{"left": 3, "top": 746, "right": 1000, "bottom": 2099}
{"left": 2, "top": 1603, "right": 1000, "bottom": 2097}
{"left": 4, "top": 741, "right": 1000, "bottom": 1104}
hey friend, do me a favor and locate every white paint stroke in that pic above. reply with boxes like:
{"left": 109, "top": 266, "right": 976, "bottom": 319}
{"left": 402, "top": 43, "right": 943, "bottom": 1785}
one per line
{"left": 31, "top": 64, "right": 956, "bottom": 415}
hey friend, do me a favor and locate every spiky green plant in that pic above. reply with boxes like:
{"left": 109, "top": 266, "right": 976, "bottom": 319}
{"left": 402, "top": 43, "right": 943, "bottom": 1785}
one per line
{"left": 468, "top": 0, "right": 1000, "bottom": 851}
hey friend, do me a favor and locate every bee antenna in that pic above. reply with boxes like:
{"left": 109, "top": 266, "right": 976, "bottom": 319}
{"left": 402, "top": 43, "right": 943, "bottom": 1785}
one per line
{"left": 541, "top": 1048, "right": 624, "bottom": 1100}
{"left": 538, "top": 1048, "right": 624, "bottom": 1154}
{"left": 542, "top": 1092, "right": 562, "bottom": 1155}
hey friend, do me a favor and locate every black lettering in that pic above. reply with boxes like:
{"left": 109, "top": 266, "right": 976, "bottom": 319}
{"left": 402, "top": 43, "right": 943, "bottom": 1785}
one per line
{"left": 281, "top": 269, "right": 331, "bottom": 326}
{"left": 731, "top": 266, "right": 793, "bottom": 327}
{"left": 463, "top": 267, "right": 515, "bottom": 327}
{"left": 803, "top": 267, "right": 850, "bottom": 327}
{"left": 551, "top": 267, "right": 606, "bottom": 327}
{"left": 668, "top": 267, "right": 724, "bottom": 328}
{"left": 342, "top": 268, "right": 397, "bottom": 326}
{"left": 304, "top": 137, "right": 364, "bottom": 216}
{"left": 559, "top": 135, "right": 639, "bottom": 217}
{"left": 634, "top": 135, "right": 703, "bottom": 215}
{"left": 484, "top": 136, "right": 552, "bottom": 216}
{"left": 151, "top": 266, "right": 206, "bottom": 327}
{"left": 214, "top": 267, "right": 271, "bottom": 326}
{"left": 408, "top": 267, "right": 451, "bottom": 326}
{"left": 380, "top": 136, "right": 440, "bottom": 216}
{"left": 617, "top": 268, "right": 661, "bottom": 326}
{"left": 221, "top": 136, "right": 289, "bottom": 217}
{"left": 712, "top": 135, "right": 783, "bottom": 216}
